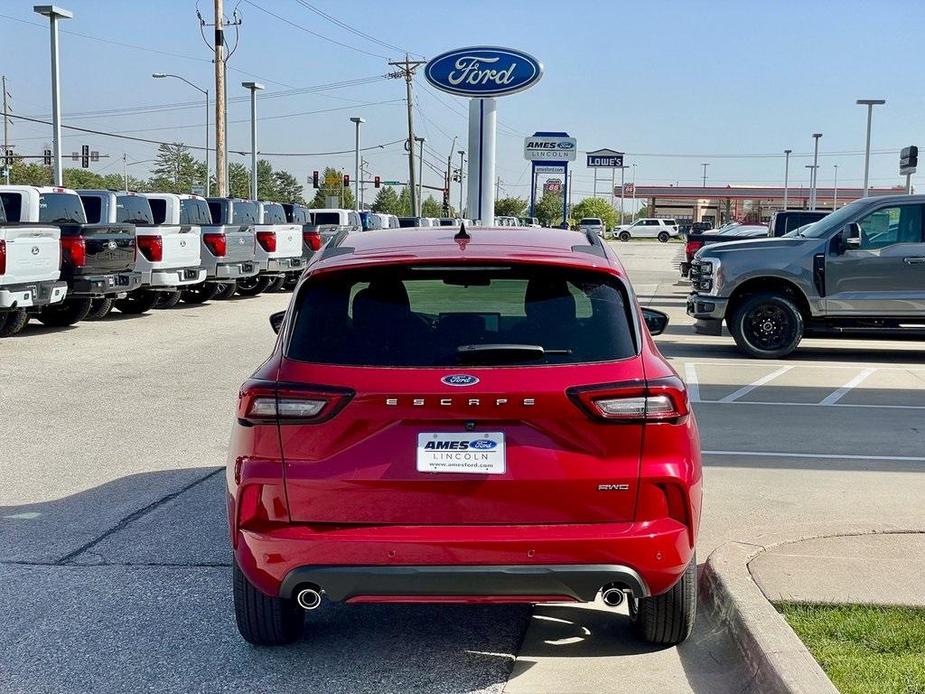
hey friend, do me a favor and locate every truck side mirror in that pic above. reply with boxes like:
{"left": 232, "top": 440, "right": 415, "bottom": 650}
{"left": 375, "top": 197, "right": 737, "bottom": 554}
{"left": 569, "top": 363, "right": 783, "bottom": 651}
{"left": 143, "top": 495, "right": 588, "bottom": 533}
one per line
{"left": 642, "top": 308, "right": 669, "bottom": 336}
{"left": 269, "top": 311, "right": 285, "bottom": 334}
{"left": 846, "top": 223, "right": 862, "bottom": 249}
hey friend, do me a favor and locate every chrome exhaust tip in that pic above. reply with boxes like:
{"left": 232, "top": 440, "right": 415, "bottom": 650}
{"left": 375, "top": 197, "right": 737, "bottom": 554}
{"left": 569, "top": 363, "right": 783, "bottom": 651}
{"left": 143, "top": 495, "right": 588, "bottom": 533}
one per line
{"left": 601, "top": 587, "right": 625, "bottom": 607}
{"left": 295, "top": 587, "right": 322, "bottom": 611}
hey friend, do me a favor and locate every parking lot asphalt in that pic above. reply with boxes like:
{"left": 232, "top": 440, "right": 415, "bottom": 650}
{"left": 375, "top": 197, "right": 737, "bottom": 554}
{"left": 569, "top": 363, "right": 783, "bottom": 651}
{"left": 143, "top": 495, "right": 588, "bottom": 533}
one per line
{"left": 2, "top": 240, "right": 924, "bottom": 693}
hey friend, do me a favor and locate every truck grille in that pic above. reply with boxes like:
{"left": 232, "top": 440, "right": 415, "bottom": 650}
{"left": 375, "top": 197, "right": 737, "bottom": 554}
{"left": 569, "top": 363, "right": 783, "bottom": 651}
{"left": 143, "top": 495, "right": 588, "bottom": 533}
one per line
{"left": 688, "top": 261, "right": 712, "bottom": 292}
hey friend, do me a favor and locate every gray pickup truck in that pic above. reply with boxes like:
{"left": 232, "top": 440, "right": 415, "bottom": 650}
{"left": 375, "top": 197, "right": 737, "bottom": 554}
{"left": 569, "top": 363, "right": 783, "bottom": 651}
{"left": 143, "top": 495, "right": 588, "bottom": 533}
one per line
{"left": 687, "top": 194, "right": 925, "bottom": 358}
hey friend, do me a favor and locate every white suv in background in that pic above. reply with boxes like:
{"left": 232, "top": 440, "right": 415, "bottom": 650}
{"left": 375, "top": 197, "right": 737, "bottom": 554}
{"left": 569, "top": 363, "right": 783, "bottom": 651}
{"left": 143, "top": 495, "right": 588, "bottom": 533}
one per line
{"left": 616, "top": 218, "right": 679, "bottom": 242}
{"left": 577, "top": 217, "right": 607, "bottom": 238}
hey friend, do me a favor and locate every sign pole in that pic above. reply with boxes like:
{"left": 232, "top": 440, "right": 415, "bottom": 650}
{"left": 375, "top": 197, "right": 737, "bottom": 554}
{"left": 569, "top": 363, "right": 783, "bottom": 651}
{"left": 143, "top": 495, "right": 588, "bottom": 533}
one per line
{"left": 620, "top": 167, "right": 626, "bottom": 225}
{"left": 906, "top": 173, "right": 912, "bottom": 194}
{"left": 473, "top": 97, "right": 497, "bottom": 225}
{"left": 610, "top": 168, "right": 615, "bottom": 211}
{"left": 529, "top": 162, "right": 537, "bottom": 217}
{"left": 466, "top": 99, "right": 481, "bottom": 223}
{"left": 564, "top": 163, "right": 570, "bottom": 226}
{"left": 592, "top": 168, "right": 598, "bottom": 199}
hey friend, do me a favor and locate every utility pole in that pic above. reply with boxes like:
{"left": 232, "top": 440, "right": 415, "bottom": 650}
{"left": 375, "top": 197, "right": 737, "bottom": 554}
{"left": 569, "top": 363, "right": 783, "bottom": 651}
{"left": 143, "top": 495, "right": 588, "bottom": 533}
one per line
{"left": 416, "top": 136, "right": 425, "bottom": 214}
{"left": 457, "top": 150, "right": 465, "bottom": 217}
{"left": 388, "top": 55, "right": 426, "bottom": 217}
{"left": 122, "top": 153, "right": 127, "bottom": 192}
{"left": 810, "top": 133, "right": 822, "bottom": 210}
{"left": 444, "top": 135, "right": 456, "bottom": 217}
{"left": 496, "top": 176, "right": 501, "bottom": 199}
{"left": 701, "top": 162, "right": 709, "bottom": 187}
{"left": 833, "top": 164, "right": 839, "bottom": 208}
{"left": 214, "top": 0, "right": 226, "bottom": 196}
{"left": 2, "top": 75, "right": 9, "bottom": 184}
{"left": 783, "top": 149, "right": 792, "bottom": 210}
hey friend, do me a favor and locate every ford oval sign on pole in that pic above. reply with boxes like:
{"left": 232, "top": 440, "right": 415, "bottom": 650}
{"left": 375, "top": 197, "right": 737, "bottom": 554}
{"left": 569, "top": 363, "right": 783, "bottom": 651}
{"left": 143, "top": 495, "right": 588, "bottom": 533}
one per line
{"left": 425, "top": 47, "right": 544, "bottom": 226}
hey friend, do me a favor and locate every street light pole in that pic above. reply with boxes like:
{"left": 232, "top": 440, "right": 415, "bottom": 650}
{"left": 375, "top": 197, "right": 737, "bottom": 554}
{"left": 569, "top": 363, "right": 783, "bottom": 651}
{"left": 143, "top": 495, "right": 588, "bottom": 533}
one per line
{"left": 415, "top": 136, "right": 425, "bottom": 216}
{"left": 856, "top": 99, "right": 885, "bottom": 197}
{"left": 34, "top": 5, "right": 72, "bottom": 186}
{"left": 153, "top": 73, "right": 209, "bottom": 195}
{"left": 632, "top": 163, "right": 637, "bottom": 217}
{"left": 805, "top": 165, "right": 817, "bottom": 209}
{"left": 241, "top": 81, "right": 264, "bottom": 200}
{"left": 701, "top": 162, "right": 709, "bottom": 187}
{"left": 810, "top": 133, "right": 822, "bottom": 210}
{"left": 350, "top": 117, "right": 365, "bottom": 211}
{"left": 619, "top": 166, "right": 627, "bottom": 225}
{"left": 457, "top": 150, "right": 465, "bottom": 217}
{"left": 833, "top": 164, "right": 839, "bottom": 209}
{"left": 783, "top": 149, "right": 792, "bottom": 210}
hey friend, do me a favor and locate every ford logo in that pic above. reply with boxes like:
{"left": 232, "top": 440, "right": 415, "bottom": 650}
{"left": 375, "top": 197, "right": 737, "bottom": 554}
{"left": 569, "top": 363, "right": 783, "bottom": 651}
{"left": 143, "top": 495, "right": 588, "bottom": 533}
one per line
{"left": 107, "top": 241, "right": 117, "bottom": 250}
{"left": 469, "top": 439, "right": 497, "bottom": 450}
{"left": 441, "top": 374, "right": 480, "bottom": 387}
{"left": 557, "top": 142, "right": 575, "bottom": 150}
{"left": 425, "top": 46, "right": 543, "bottom": 98}
{"left": 31, "top": 246, "right": 40, "bottom": 255}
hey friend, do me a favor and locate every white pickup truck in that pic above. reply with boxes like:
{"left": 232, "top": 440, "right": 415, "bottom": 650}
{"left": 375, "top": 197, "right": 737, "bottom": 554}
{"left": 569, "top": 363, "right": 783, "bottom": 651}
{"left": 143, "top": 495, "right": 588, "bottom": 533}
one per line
{"left": 79, "top": 190, "right": 206, "bottom": 314}
{"left": 200, "top": 197, "right": 261, "bottom": 301}
{"left": 0, "top": 195, "right": 68, "bottom": 336}
{"left": 234, "top": 201, "right": 304, "bottom": 296}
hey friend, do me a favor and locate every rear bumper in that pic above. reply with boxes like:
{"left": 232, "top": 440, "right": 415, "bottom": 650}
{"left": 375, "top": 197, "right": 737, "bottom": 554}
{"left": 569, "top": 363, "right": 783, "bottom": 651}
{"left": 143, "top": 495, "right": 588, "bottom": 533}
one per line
{"left": 264, "top": 257, "right": 306, "bottom": 274}
{"left": 147, "top": 267, "right": 207, "bottom": 288}
{"left": 0, "top": 280, "right": 67, "bottom": 309}
{"left": 70, "top": 272, "right": 142, "bottom": 297}
{"left": 209, "top": 261, "right": 258, "bottom": 280}
{"left": 235, "top": 518, "right": 693, "bottom": 602}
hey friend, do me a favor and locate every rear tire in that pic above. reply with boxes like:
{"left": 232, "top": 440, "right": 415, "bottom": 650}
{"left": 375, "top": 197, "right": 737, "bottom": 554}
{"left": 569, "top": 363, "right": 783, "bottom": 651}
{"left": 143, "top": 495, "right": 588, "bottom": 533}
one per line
{"left": 0, "top": 309, "right": 29, "bottom": 337}
{"left": 728, "top": 292, "right": 804, "bottom": 359}
{"left": 37, "top": 297, "right": 93, "bottom": 327}
{"left": 282, "top": 274, "right": 299, "bottom": 291}
{"left": 86, "top": 297, "right": 114, "bottom": 321}
{"left": 658, "top": 231, "right": 669, "bottom": 243}
{"left": 154, "top": 290, "right": 182, "bottom": 309}
{"left": 233, "top": 559, "right": 303, "bottom": 646}
{"left": 266, "top": 275, "right": 286, "bottom": 292}
{"left": 181, "top": 282, "right": 220, "bottom": 305}
{"left": 619, "top": 231, "right": 630, "bottom": 242}
{"left": 631, "top": 552, "right": 697, "bottom": 645}
{"left": 114, "top": 289, "right": 158, "bottom": 315}
{"left": 236, "top": 275, "right": 272, "bottom": 297}
{"left": 214, "top": 281, "right": 238, "bottom": 299}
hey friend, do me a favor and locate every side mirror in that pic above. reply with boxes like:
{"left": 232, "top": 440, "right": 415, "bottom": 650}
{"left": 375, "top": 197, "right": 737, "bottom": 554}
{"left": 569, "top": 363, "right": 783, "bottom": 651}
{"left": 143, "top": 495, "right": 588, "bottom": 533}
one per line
{"left": 642, "top": 308, "right": 669, "bottom": 336}
{"left": 846, "top": 223, "right": 862, "bottom": 249}
{"left": 269, "top": 311, "right": 285, "bottom": 335}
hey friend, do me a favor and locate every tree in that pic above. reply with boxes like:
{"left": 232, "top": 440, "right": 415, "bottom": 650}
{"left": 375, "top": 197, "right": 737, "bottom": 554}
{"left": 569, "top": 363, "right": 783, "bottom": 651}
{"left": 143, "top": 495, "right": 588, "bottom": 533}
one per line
{"left": 395, "top": 187, "right": 412, "bottom": 216}
{"left": 535, "top": 192, "right": 564, "bottom": 227}
{"left": 228, "top": 162, "right": 250, "bottom": 199}
{"left": 148, "top": 143, "right": 206, "bottom": 193}
{"left": 421, "top": 195, "right": 443, "bottom": 217}
{"left": 9, "top": 159, "right": 50, "bottom": 186}
{"left": 495, "top": 196, "right": 527, "bottom": 217}
{"left": 570, "top": 197, "right": 618, "bottom": 230}
{"left": 271, "top": 169, "right": 304, "bottom": 203}
{"left": 372, "top": 186, "right": 401, "bottom": 214}
{"left": 309, "top": 167, "right": 353, "bottom": 209}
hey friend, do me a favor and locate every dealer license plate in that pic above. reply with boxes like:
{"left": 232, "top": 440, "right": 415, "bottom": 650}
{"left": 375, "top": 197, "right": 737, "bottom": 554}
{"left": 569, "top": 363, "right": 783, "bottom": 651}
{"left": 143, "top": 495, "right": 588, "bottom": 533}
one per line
{"left": 416, "top": 432, "right": 505, "bottom": 475}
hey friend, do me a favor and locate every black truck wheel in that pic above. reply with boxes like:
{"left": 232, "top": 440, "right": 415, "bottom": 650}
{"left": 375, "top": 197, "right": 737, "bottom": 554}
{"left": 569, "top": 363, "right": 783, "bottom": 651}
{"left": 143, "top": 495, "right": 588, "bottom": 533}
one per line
{"left": 114, "top": 289, "right": 158, "bottom": 315}
{"left": 37, "top": 297, "right": 93, "bottom": 327}
{"left": 266, "top": 276, "right": 286, "bottom": 292}
{"left": 658, "top": 231, "right": 670, "bottom": 243}
{"left": 214, "top": 281, "right": 238, "bottom": 299}
{"left": 181, "top": 282, "right": 220, "bottom": 305}
{"left": 0, "top": 309, "right": 29, "bottom": 337}
{"left": 233, "top": 559, "right": 304, "bottom": 646}
{"left": 630, "top": 552, "right": 697, "bottom": 645}
{"left": 236, "top": 275, "right": 272, "bottom": 297}
{"left": 729, "top": 292, "right": 804, "bottom": 359}
{"left": 86, "top": 297, "right": 114, "bottom": 320}
{"left": 282, "top": 274, "right": 299, "bottom": 291}
{"left": 155, "top": 291, "right": 182, "bottom": 309}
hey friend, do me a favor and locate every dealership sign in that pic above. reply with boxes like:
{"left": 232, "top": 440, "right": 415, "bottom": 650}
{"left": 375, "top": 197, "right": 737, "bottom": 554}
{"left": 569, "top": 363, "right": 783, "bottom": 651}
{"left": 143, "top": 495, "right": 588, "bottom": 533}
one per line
{"left": 524, "top": 135, "right": 577, "bottom": 161}
{"left": 425, "top": 47, "right": 544, "bottom": 97}
{"left": 586, "top": 148, "right": 624, "bottom": 168}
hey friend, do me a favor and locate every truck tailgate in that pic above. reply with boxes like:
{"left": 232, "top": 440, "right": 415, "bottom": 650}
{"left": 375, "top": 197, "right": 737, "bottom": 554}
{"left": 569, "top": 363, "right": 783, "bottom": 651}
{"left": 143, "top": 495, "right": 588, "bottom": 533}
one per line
{"left": 255, "top": 223, "right": 302, "bottom": 259}
{"left": 0, "top": 225, "right": 60, "bottom": 284}
{"left": 205, "top": 224, "right": 254, "bottom": 263}
{"left": 64, "top": 223, "right": 137, "bottom": 274}
{"left": 137, "top": 224, "right": 201, "bottom": 270}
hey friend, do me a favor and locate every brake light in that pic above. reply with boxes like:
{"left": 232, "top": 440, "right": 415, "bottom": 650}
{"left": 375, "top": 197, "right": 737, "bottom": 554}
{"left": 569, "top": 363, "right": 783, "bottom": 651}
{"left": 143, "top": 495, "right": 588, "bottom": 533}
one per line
{"left": 0, "top": 240, "right": 5, "bottom": 275}
{"left": 685, "top": 239, "right": 704, "bottom": 259}
{"left": 568, "top": 376, "right": 689, "bottom": 423}
{"left": 61, "top": 236, "right": 86, "bottom": 268}
{"left": 256, "top": 230, "right": 277, "bottom": 252}
{"left": 137, "top": 235, "right": 163, "bottom": 262}
{"left": 303, "top": 230, "right": 322, "bottom": 251}
{"left": 237, "top": 381, "right": 354, "bottom": 425}
{"left": 203, "top": 232, "right": 226, "bottom": 257}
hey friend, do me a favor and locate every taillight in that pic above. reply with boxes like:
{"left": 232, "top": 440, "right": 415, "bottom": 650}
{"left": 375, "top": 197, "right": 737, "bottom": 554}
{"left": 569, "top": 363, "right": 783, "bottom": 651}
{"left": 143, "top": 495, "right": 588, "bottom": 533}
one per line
{"left": 61, "top": 236, "right": 86, "bottom": 268}
{"left": 237, "top": 381, "right": 354, "bottom": 425}
{"left": 137, "top": 235, "right": 163, "bottom": 262}
{"left": 303, "top": 230, "right": 322, "bottom": 251}
{"left": 685, "top": 240, "right": 704, "bottom": 259}
{"left": 0, "top": 240, "right": 5, "bottom": 275}
{"left": 256, "top": 230, "right": 277, "bottom": 252}
{"left": 203, "top": 232, "right": 226, "bottom": 257}
{"left": 568, "top": 376, "right": 689, "bottom": 423}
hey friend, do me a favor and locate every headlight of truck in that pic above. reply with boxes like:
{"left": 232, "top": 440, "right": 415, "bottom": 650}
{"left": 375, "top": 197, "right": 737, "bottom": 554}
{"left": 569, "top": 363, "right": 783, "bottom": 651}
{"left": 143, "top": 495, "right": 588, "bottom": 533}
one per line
{"left": 698, "top": 257, "right": 722, "bottom": 295}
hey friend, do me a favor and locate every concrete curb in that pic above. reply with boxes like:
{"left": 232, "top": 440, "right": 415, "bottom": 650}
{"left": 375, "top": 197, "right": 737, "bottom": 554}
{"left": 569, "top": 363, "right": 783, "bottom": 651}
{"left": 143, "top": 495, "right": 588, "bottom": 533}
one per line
{"left": 701, "top": 523, "right": 924, "bottom": 694}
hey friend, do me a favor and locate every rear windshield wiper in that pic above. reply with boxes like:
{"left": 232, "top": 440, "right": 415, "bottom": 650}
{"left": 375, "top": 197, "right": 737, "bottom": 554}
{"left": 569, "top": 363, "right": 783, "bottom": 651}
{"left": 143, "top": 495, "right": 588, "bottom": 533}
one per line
{"left": 456, "top": 344, "right": 572, "bottom": 364}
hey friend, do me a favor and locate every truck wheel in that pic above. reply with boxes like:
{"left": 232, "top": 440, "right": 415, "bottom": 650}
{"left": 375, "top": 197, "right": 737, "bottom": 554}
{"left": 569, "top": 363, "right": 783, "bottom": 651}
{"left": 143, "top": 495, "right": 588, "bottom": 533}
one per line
{"left": 729, "top": 292, "right": 804, "bottom": 359}
{"left": 619, "top": 231, "right": 631, "bottom": 242}
{"left": 86, "top": 298, "right": 114, "bottom": 321}
{"left": 233, "top": 559, "right": 303, "bottom": 646}
{"left": 236, "top": 275, "right": 272, "bottom": 297}
{"left": 114, "top": 289, "right": 158, "bottom": 315}
{"left": 181, "top": 282, "right": 220, "bottom": 305}
{"left": 215, "top": 281, "right": 238, "bottom": 299}
{"left": 282, "top": 274, "right": 299, "bottom": 291}
{"left": 0, "top": 309, "right": 29, "bottom": 337}
{"left": 37, "top": 297, "right": 93, "bottom": 327}
{"left": 266, "top": 276, "right": 286, "bottom": 292}
{"left": 630, "top": 552, "right": 697, "bottom": 645}
{"left": 658, "top": 232, "right": 669, "bottom": 243}
{"left": 154, "top": 291, "right": 182, "bottom": 309}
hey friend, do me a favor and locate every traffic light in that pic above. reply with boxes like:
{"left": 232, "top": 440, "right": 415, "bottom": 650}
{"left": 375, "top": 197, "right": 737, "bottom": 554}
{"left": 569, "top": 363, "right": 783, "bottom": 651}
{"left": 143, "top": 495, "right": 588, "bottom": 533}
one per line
{"left": 43, "top": 149, "right": 52, "bottom": 166}
{"left": 4, "top": 149, "right": 12, "bottom": 166}
{"left": 374, "top": 176, "right": 380, "bottom": 188}
{"left": 312, "top": 170, "right": 319, "bottom": 188}
{"left": 343, "top": 174, "right": 350, "bottom": 187}
{"left": 81, "top": 144, "right": 90, "bottom": 169}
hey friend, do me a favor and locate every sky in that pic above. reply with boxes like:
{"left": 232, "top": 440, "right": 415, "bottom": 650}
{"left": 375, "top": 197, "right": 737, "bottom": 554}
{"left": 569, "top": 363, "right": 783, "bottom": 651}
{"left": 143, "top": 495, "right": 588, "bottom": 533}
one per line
{"left": 2, "top": 0, "right": 923, "bottom": 205}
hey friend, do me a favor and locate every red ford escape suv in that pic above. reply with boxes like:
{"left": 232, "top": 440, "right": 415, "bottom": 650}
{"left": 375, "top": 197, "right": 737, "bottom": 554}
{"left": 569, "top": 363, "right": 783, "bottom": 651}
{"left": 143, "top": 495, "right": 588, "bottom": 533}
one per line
{"left": 227, "top": 226, "right": 702, "bottom": 647}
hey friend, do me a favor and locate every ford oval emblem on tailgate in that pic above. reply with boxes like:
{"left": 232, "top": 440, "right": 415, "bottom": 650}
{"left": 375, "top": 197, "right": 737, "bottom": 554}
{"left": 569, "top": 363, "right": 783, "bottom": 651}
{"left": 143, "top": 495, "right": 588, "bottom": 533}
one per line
{"left": 31, "top": 246, "right": 40, "bottom": 255}
{"left": 442, "top": 374, "right": 479, "bottom": 387}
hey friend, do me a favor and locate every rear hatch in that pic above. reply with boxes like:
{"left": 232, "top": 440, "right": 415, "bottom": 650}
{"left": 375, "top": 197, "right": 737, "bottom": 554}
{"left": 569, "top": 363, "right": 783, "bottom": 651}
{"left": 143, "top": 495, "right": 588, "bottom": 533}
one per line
{"left": 63, "top": 223, "right": 136, "bottom": 275}
{"left": 0, "top": 225, "right": 61, "bottom": 284}
{"left": 272, "top": 262, "right": 647, "bottom": 525}
{"left": 135, "top": 224, "right": 201, "bottom": 270}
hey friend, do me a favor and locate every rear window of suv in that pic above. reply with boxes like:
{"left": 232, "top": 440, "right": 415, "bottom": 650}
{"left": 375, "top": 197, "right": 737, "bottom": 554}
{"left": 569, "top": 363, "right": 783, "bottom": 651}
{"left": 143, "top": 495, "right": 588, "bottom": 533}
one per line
{"left": 287, "top": 265, "right": 637, "bottom": 366}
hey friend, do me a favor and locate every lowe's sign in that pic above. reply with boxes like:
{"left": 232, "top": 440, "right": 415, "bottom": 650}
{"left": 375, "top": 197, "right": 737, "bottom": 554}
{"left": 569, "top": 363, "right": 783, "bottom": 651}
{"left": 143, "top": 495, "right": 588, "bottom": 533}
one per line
{"left": 586, "top": 148, "right": 624, "bottom": 168}
{"left": 425, "top": 47, "right": 544, "bottom": 97}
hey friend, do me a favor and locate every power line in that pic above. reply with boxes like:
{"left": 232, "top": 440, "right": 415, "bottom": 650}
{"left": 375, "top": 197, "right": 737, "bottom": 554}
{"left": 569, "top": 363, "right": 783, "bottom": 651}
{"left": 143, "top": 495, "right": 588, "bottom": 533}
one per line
{"left": 291, "top": 0, "right": 418, "bottom": 57}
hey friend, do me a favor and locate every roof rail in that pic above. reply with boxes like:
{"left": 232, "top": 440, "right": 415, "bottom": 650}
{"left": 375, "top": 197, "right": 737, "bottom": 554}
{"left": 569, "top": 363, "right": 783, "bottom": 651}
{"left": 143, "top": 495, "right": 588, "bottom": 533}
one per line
{"left": 572, "top": 229, "right": 607, "bottom": 258}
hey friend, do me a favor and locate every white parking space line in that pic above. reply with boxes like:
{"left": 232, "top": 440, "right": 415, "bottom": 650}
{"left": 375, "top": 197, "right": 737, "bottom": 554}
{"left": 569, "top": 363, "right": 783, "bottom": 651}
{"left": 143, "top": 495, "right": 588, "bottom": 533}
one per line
{"left": 819, "top": 368, "right": 877, "bottom": 406}
{"left": 684, "top": 363, "right": 701, "bottom": 403}
{"left": 718, "top": 366, "right": 794, "bottom": 403}
{"left": 704, "top": 450, "right": 925, "bottom": 462}
{"left": 696, "top": 400, "right": 925, "bottom": 411}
